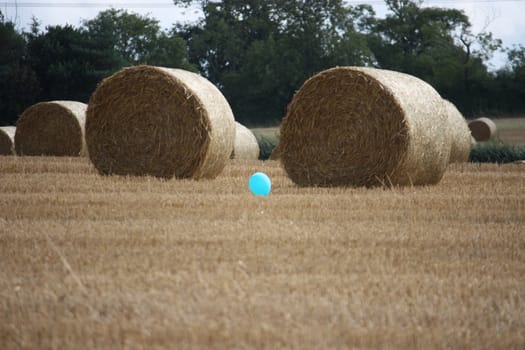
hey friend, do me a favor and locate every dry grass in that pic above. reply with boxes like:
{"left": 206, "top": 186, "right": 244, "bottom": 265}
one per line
{"left": 494, "top": 117, "right": 525, "bottom": 145}
{"left": 0, "top": 156, "right": 524, "bottom": 349}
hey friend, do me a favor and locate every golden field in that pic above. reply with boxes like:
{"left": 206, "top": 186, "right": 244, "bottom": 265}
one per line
{"left": 0, "top": 156, "right": 524, "bottom": 349}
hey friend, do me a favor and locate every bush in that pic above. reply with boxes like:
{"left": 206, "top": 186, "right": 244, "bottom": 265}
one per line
{"left": 252, "top": 129, "right": 279, "bottom": 160}
{"left": 470, "top": 142, "right": 525, "bottom": 163}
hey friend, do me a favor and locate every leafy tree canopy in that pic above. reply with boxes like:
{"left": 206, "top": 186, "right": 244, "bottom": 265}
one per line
{"left": 175, "top": 0, "right": 375, "bottom": 125}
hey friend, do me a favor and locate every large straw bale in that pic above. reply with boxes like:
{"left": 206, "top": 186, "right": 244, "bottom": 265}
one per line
{"left": 15, "top": 101, "right": 87, "bottom": 156}
{"left": 0, "top": 126, "right": 16, "bottom": 155}
{"left": 443, "top": 100, "right": 471, "bottom": 163}
{"left": 231, "top": 122, "right": 260, "bottom": 160}
{"left": 468, "top": 117, "right": 497, "bottom": 142}
{"left": 86, "top": 65, "right": 235, "bottom": 179}
{"left": 280, "top": 66, "right": 452, "bottom": 187}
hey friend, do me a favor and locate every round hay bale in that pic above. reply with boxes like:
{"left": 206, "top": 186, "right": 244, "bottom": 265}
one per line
{"left": 443, "top": 100, "right": 471, "bottom": 163}
{"left": 468, "top": 117, "right": 497, "bottom": 142}
{"left": 0, "top": 126, "right": 16, "bottom": 155}
{"left": 86, "top": 65, "right": 235, "bottom": 179}
{"left": 280, "top": 66, "right": 451, "bottom": 187}
{"left": 15, "top": 101, "right": 87, "bottom": 156}
{"left": 231, "top": 122, "right": 260, "bottom": 160}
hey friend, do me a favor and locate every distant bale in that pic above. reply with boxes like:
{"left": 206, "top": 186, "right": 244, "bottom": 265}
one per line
{"left": 0, "top": 126, "right": 16, "bottom": 155}
{"left": 468, "top": 117, "right": 497, "bottom": 142}
{"left": 231, "top": 122, "right": 260, "bottom": 160}
{"left": 15, "top": 101, "right": 87, "bottom": 157}
{"left": 280, "top": 66, "right": 451, "bottom": 187}
{"left": 443, "top": 100, "right": 471, "bottom": 163}
{"left": 86, "top": 65, "right": 235, "bottom": 179}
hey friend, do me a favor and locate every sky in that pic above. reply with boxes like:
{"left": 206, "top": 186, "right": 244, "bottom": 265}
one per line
{"left": 1, "top": 0, "right": 524, "bottom": 69}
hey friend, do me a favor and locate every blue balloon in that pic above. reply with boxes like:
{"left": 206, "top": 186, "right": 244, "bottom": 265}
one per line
{"left": 249, "top": 172, "right": 272, "bottom": 196}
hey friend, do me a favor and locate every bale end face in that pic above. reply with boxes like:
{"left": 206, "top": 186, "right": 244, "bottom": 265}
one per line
{"left": 468, "top": 117, "right": 497, "bottom": 142}
{"left": 280, "top": 66, "right": 450, "bottom": 188}
{"left": 15, "top": 101, "right": 87, "bottom": 157}
{"left": 86, "top": 65, "right": 235, "bottom": 179}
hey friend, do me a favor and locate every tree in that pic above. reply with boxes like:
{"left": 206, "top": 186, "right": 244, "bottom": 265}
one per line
{"left": 26, "top": 21, "right": 122, "bottom": 102}
{"left": 491, "top": 45, "right": 525, "bottom": 114}
{"left": 370, "top": 0, "right": 470, "bottom": 71}
{"left": 369, "top": 0, "right": 502, "bottom": 115}
{"left": 146, "top": 30, "right": 194, "bottom": 68}
{"left": 0, "top": 12, "right": 40, "bottom": 125}
{"left": 175, "top": 0, "right": 374, "bottom": 125}
{"left": 83, "top": 9, "right": 193, "bottom": 69}
{"left": 24, "top": 9, "right": 193, "bottom": 104}
{"left": 508, "top": 45, "right": 525, "bottom": 112}
{"left": 508, "top": 45, "right": 525, "bottom": 71}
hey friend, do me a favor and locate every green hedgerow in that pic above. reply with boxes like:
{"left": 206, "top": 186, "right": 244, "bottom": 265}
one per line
{"left": 470, "top": 142, "right": 525, "bottom": 163}
{"left": 252, "top": 129, "right": 280, "bottom": 160}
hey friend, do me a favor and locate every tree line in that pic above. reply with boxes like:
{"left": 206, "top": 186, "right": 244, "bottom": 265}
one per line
{"left": 1, "top": 0, "right": 524, "bottom": 126}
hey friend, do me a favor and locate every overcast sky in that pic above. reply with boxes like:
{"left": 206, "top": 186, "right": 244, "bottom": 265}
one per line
{"left": 2, "top": 0, "right": 524, "bottom": 69}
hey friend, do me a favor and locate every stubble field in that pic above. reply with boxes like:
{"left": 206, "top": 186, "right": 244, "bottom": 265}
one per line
{"left": 492, "top": 118, "right": 525, "bottom": 145}
{"left": 0, "top": 154, "right": 524, "bottom": 349}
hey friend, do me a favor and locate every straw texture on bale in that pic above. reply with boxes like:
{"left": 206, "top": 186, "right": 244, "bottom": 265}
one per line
{"left": 443, "top": 100, "right": 471, "bottom": 163}
{"left": 468, "top": 117, "right": 497, "bottom": 142}
{"left": 0, "top": 126, "right": 16, "bottom": 155}
{"left": 280, "top": 66, "right": 451, "bottom": 187}
{"left": 86, "top": 65, "right": 235, "bottom": 179}
{"left": 15, "top": 101, "right": 87, "bottom": 156}
{"left": 230, "top": 122, "right": 260, "bottom": 160}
